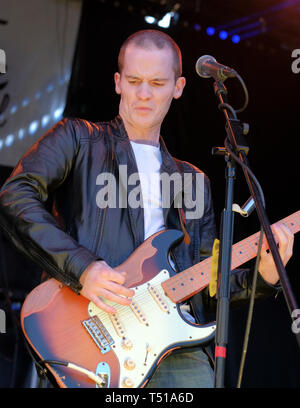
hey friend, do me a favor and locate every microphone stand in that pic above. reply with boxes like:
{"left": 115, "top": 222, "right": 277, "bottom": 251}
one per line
{"left": 211, "top": 80, "right": 300, "bottom": 388}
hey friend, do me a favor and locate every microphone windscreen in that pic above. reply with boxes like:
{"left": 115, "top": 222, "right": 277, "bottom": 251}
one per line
{"left": 195, "top": 55, "right": 216, "bottom": 78}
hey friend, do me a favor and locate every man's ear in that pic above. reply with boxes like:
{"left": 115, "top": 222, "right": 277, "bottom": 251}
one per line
{"left": 173, "top": 76, "right": 186, "bottom": 99}
{"left": 114, "top": 72, "right": 121, "bottom": 95}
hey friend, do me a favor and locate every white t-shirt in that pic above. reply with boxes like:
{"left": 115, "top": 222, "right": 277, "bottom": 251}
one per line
{"left": 130, "top": 141, "right": 195, "bottom": 323}
{"left": 130, "top": 141, "right": 165, "bottom": 240}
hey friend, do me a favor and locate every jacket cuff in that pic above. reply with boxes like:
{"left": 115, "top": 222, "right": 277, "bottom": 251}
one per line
{"left": 65, "top": 249, "right": 103, "bottom": 294}
{"left": 256, "top": 271, "right": 282, "bottom": 293}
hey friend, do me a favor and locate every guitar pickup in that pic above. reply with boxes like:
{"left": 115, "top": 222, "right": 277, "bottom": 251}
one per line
{"left": 148, "top": 285, "right": 170, "bottom": 313}
{"left": 130, "top": 299, "right": 149, "bottom": 326}
{"left": 109, "top": 312, "right": 126, "bottom": 338}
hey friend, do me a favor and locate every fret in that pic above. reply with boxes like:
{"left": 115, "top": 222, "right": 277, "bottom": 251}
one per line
{"left": 162, "top": 261, "right": 211, "bottom": 303}
{"left": 287, "top": 213, "right": 300, "bottom": 230}
{"left": 247, "top": 234, "right": 259, "bottom": 248}
{"left": 162, "top": 210, "right": 300, "bottom": 303}
{"left": 241, "top": 239, "right": 257, "bottom": 256}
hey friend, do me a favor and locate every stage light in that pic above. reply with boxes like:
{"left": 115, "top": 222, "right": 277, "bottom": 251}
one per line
{"left": 29, "top": 120, "right": 39, "bottom": 135}
{"left": 46, "top": 83, "right": 54, "bottom": 93}
{"left": 53, "top": 107, "right": 64, "bottom": 120}
{"left": 5, "top": 134, "right": 14, "bottom": 147}
{"left": 219, "top": 30, "right": 228, "bottom": 40}
{"left": 10, "top": 104, "right": 17, "bottom": 114}
{"left": 194, "top": 24, "right": 201, "bottom": 31}
{"left": 206, "top": 27, "right": 215, "bottom": 36}
{"left": 22, "top": 98, "right": 29, "bottom": 107}
{"left": 41, "top": 114, "right": 50, "bottom": 127}
{"left": 18, "top": 128, "right": 25, "bottom": 140}
{"left": 145, "top": 16, "right": 156, "bottom": 24}
{"left": 232, "top": 34, "right": 240, "bottom": 44}
{"left": 158, "top": 12, "right": 174, "bottom": 28}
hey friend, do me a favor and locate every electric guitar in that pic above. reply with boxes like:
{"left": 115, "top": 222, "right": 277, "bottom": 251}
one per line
{"left": 21, "top": 210, "right": 300, "bottom": 388}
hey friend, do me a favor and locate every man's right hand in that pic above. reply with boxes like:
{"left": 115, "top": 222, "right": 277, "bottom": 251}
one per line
{"left": 79, "top": 260, "right": 135, "bottom": 314}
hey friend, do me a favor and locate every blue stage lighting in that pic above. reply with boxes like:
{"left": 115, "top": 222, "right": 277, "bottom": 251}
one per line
{"left": 219, "top": 30, "right": 228, "bottom": 40}
{"left": 22, "top": 98, "right": 29, "bottom": 107}
{"left": 29, "top": 120, "right": 39, "bottom": 135}
{"left": 46, "top": 83, "right": 54, "bottom": 93}
{"left": 232, "top": 34, "right": 241, "bottom": 43}
{"left": 206, "top": 27, "right": 215, "bottom": 36}
{"left": 10, "top": 105, "right": 18, "bottom": 115}
{"left": 41, "top": 114, "right": 50, "bottom": 127}
{"left": 5, "top": 134, "right": 14, "bottom": 147}
{"left": 18, "top": 128, "right": 25, "bottom": 140}
{"left": 53, "top": 107, "right": 64, "bottom": 120}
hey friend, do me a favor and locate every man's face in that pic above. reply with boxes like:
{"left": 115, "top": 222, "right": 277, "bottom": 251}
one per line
{"left": 114, "top": 44, "right": 185, "bottom": 134}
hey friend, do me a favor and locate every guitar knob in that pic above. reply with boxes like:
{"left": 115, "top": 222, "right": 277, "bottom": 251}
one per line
{"left": 121, "top": 377, "right": 134, "bottom": 388}
{"left": 124, "top": 358, "right": 136, "bottom": 370}
{"left": 121, "top": 337, "right": 133, "bottom": 350}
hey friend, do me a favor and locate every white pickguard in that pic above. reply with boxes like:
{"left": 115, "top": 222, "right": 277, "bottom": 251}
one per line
{"left": 87, "top": 269, "right": 216, "bottom": 388}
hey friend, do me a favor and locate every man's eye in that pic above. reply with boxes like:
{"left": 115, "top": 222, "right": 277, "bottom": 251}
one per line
{"left": 152, "top": 82, "right": 164, "bottom": 86}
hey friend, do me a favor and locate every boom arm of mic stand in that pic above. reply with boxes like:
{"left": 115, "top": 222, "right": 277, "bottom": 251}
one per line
{"left": 214, "top": 80, "right": 300, "bottom": 349}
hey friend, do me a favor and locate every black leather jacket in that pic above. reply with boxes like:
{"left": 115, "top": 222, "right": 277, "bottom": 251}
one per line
{"left": 0, "top": 116, "right": 278, "bottom": 323}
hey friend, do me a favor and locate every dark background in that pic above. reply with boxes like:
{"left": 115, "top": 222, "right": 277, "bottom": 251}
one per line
{"left": 0, "top": 0, "right": 300, "bottom": 388}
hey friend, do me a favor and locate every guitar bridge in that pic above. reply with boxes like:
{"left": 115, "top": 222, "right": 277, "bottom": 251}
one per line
{"left": 82, "top": 315, "right": 114, "bottom": 354}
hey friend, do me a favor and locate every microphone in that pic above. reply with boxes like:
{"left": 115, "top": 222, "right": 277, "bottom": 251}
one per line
{"left": 195, "top": 55, "right": 236, "bottom": 81}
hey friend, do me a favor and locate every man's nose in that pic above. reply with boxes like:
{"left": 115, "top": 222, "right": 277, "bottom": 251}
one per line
{"left": 137, "top": 82, "right": 152, "bottom": 99}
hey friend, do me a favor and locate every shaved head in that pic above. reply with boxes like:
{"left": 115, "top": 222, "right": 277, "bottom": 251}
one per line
{"left": 118, "top": 29, "right": 182, "bottom": 80}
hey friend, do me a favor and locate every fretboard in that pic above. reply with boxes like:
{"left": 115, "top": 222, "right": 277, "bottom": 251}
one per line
{"left": 161, "top": 210, "right": 300, "bottom": 303}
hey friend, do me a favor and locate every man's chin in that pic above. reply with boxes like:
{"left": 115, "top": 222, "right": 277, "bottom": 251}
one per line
{"left": 132, "top": 115, "right": 156, "bottom": 128}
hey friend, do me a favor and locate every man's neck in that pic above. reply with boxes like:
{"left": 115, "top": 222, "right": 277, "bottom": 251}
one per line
{"left": 130, "top": 139, "right": 159, "bottom": 147}
{"left": 120, "top": 115, "right": 160, "bottom": 146}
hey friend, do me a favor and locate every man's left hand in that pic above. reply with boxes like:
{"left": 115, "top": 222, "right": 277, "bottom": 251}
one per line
{"left": 258, "top": 223, "right": 294, "bottom": 285}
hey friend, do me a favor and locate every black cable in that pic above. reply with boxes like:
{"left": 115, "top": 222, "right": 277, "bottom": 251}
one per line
{"left": 236, "top": 227, "right": 264, "bottom": 388}
{"left": 224, "top": 138, "right": 266, "bottom": 208}
{"left": 218, "top": 102, "right": 237, "bottom": 119}
{"left": 234, "top": 73, "right": 249, "bottom": 113}
{"left": 217, "top": 99, "right": 269, "bottom": 387}
{"left": 217, "top": 71, "right": 249, "bottom": 114}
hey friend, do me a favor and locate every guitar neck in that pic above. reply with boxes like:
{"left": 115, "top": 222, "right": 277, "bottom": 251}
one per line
{"left": 162, "top": 210, "right": 300, "bottom": 303}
